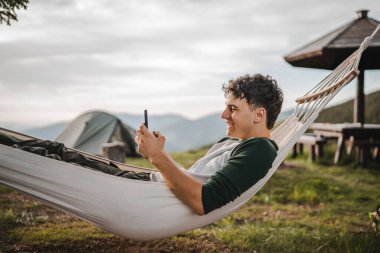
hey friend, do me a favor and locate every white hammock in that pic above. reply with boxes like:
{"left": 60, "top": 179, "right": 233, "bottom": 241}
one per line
{"left": 0, "top": 25, "right": 378, "bottom": 241}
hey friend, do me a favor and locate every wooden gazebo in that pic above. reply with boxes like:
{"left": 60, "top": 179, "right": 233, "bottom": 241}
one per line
{"left": 284, "top": 10, "right": 380, "bottom": 125}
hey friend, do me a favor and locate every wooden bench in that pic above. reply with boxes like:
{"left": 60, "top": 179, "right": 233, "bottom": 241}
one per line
{"left": 346, "top": 139, "right": 380, "bottom": 166}
{"left": 293, "top": 134, "right": 327, "bottom": 162}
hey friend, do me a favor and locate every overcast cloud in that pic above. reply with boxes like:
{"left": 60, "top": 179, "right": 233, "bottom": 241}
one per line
{"left": 1, "top": 0, "right": 379, "bottom": 126}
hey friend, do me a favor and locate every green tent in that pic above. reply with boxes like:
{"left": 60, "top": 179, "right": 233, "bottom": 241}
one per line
{"left": 56, "top": 111, "right": 138, "bottom": 157}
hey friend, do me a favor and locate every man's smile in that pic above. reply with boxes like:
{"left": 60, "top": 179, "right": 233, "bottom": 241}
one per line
{"left": 226, "top": 121, "right": 234, "bottom": 128}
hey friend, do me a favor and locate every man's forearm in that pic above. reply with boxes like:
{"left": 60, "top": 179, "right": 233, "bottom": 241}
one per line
{"left": 149, "top": 151, "right": 204, "bottom": 215}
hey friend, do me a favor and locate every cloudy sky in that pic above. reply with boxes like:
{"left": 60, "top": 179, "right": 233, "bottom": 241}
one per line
{"left": 1, "top": 0, "right": 379, "bottom": 127}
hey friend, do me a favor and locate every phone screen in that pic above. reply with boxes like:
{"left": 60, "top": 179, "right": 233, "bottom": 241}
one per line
{"left": 144, "top": 109, "right": 148, "bottom": 128}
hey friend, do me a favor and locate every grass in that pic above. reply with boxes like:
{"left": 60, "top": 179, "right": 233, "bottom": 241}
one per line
{"left": 1, "top": 145, "right": 380, "bottom": 252}
{"left": 205, "top": 160, "right": 380, "bottom": 252}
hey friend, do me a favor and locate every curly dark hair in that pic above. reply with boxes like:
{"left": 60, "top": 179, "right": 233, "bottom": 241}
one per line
{"left": 222, "top": 74, "right": 283, "bottom": 129}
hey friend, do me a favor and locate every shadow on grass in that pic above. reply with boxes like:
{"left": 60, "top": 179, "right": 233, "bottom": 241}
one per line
{"left": 0, "top": 211, "right": 22, "bottom": 252}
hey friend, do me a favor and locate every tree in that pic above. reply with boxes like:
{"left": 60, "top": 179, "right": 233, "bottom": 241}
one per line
{"left": 0, "top": 0, "right": 29, "bottom": 25}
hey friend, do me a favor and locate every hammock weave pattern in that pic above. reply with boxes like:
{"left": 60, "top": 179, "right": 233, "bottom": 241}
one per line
{"left": 0, "top": 25, "right": 378, "bottom": 241}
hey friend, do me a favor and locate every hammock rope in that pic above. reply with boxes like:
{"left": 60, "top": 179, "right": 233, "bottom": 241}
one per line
{"left": 0, "top": 25, "right": 379, "bottom": 241}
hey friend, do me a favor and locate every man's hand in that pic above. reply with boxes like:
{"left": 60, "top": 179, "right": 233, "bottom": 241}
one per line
{"left": 135, "top": 124, "right": 204, "bottom": 215}
{"left": 135, "top": 124, "right": 165, "bottom": 161}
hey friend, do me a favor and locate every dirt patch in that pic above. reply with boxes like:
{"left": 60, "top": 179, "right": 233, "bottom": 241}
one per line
{"left": 6, "top": 233, "right": 234, "bottom": 253}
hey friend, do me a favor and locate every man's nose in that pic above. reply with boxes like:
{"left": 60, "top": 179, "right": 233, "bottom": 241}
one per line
{"left": 221, "top": 108, "right": 229, "bottom": 119}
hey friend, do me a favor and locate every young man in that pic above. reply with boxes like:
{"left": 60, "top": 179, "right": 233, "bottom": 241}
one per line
{"left": 136, "top": 74, "right": 283, "bottom": 215}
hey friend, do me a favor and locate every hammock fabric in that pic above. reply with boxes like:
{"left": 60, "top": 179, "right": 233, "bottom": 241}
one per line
{"left": 0, "top": 25, "right": 378, "bottom": 241}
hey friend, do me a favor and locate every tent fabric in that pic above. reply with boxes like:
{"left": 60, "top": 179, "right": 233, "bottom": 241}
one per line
{"left": 0, "top": 32, "right": 373, "bottom": 241}
{"left": 56, "top": 111, "right": 138, "bottom": 157}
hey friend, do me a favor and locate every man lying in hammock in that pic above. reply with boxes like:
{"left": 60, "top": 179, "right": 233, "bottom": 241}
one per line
{"left": 0, "top": 74, "right": 283, "bottom": 216}
{"left": 134, "top": 74, "right": 283, "bottom": 215}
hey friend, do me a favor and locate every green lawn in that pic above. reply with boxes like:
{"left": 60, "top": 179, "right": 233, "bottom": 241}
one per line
{"left": 1, "top": 146, "right": 379, "bottom": 252}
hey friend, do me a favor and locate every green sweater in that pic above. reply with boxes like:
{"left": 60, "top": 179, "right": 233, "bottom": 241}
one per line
{"left": 202, "top": 137, "right": 278, "bottom": 214}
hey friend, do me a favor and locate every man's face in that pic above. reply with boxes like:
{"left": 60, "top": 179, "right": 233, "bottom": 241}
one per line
{"left": 220, "top": 94, "right": 262, "bottom": 139}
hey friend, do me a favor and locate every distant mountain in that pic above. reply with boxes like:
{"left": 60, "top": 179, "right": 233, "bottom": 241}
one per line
{"left": 2, "top": 112, "right": 223, "bottom": 152}
{"left": 159, "top": 113, "right": 226, "bottom": 152}
{"left": 277, "top": 108, "right": 293, "bottom": 122}
{"left": 0, "top": 122, "right": 34, "bottom": 132}
{"left": 1, "top": 104, "right": 316, "bottom": 153}
{"left": 316, "top": 89, "right": 380, "bottom": 123}
{"left": 116, "top": 112, "right": 188, "bottom": 130}
{"left": 0, "top": 122, "right": 68, "bottom": 140}
{"left": 24, "top": 122, "right": 68, "bottom": 141}
{"left": 117, "top": 109, "right": 299, "bottom": 152}
{"left": 118, "top": 112, "right": 225, "bottom": 152}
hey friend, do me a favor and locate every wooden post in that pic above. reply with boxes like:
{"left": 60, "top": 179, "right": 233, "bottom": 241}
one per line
{"left": 334, "top": 136, "right": 345, "bottom": 165}
{"left": 354, "top": 69, "right": 365, "bottom": 125}
{"left": 310, "top": 145, "right": 316, "bottom": 162}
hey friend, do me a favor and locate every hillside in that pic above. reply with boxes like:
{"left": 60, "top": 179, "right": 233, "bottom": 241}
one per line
{"left": 116, "top": 112, "right": 226, "bottom": 152}
{"left": 316, "top": 89, "right": 380, "bottom": 123}
{"left": 23, "top": 122, "right": 68, "bottom": 141}
{"left": 3, "top": 89, "right": 379, "bottom": 153}
{"left": 116, "top": 113, "right": 188, "bottom": 131}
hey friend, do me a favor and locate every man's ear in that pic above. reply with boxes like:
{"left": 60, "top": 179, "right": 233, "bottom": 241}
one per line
{"left": 254, "top": 108, "right": 266, "bottom": 123}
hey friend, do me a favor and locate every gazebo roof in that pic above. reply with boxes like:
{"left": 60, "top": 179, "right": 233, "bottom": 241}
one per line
{"left": 284, "top": 10, "right": 380, "bottom": 70}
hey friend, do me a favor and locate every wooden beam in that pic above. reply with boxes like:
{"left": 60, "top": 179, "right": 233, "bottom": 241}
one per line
{"left": 354, "top": 69, "right": 365, "bottom": 125}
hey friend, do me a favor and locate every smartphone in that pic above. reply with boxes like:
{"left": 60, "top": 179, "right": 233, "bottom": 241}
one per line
{"left": 144, "top": 109, "right": 148, "bottom": 129}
